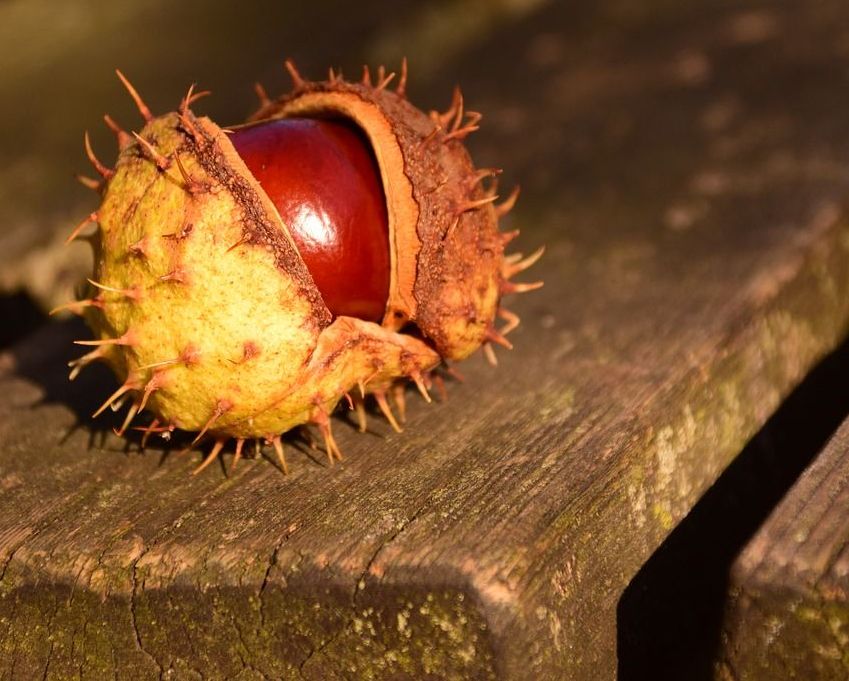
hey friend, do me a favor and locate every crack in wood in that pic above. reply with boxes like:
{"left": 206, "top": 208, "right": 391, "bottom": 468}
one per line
{"left": 297, "top": 500, "right": 431, "bottom": 677}
{"left": 130, "top": 551, "right": 165, "bottom": 679}
{"left": 40, "top": 639, "right": 54, "bottom": 681}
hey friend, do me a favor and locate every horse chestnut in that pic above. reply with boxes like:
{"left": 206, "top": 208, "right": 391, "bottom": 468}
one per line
{"left": 63, "top": 61, "right": 543, "bottom": 473}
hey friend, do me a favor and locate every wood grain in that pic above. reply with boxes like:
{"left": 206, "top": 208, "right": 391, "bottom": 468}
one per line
{"left": 3, "top": 1, "right": 849, "bottom": 678}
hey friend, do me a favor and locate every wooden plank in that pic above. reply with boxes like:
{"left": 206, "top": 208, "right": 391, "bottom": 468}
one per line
{"left": 719, "top": 419, "right": 849, "bottom": 681}
{"left": 3, "top": 1, "right": 849, "bottom": 678}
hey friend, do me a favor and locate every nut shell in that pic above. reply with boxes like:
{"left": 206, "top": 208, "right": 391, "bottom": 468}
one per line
{"left": 67, "top": 63, "right": 540, "bottom": 463}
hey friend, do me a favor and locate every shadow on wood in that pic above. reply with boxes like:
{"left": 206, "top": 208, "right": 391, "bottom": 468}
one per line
{"left": 0, "top": 291, "right": 46, "bottom": 350}
{"left": 5, "top": 319, "right": 338, "bottom": 469}
{"left": 7, "top": 318, "right": 117, "bottom": 440}
{"left": 720, "top": 386, "right": 849, "bottom": 679}
{"left": 617, "top": 334, "right": 849, "bottom": 680}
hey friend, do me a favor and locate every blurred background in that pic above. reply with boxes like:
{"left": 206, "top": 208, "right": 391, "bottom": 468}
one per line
{"left": 5, "top": 0, "right": 825, "bottom": 343}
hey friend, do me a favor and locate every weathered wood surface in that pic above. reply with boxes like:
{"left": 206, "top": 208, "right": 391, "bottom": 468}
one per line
{"left": 719, "top": 420, "right": 849, "bottom": 681}
{"left": 4, "top": 1, "right": 849, "bottom": 679}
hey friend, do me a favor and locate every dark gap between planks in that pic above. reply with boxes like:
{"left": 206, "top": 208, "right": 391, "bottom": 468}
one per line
{"left": 617, "top": 332, "right": 849, "bottom": 681}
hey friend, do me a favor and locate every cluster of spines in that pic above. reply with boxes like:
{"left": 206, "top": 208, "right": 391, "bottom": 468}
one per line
{"left": 425, "top": 84, "right": 544, "bottom": 365}
{"left": 62, "top": 60, "right": 542, "bottom": 474}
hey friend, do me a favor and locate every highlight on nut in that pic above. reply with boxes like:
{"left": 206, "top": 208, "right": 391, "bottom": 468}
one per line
{"left": 59, "top": 59, "right": 544, "bottom": 474}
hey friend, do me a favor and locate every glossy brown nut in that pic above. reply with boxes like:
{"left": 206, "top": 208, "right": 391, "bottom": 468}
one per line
{"left": 230, "top": 118, "right": 390, "bottom": 321}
